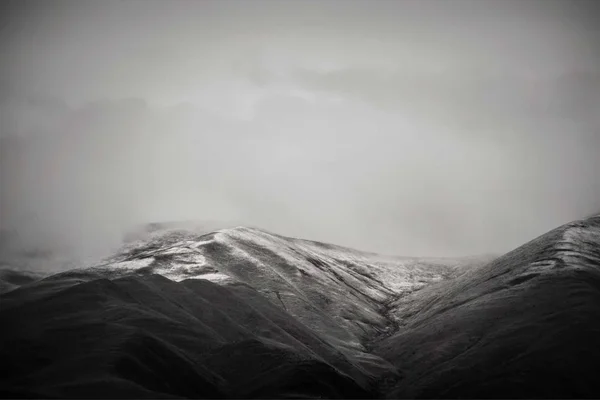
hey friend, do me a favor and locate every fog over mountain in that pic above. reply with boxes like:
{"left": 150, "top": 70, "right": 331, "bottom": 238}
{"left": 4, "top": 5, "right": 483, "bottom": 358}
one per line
{"left": 1, "top": 0, "right": 599, "bottom": 261}
{"left": 2, "top": 2, "right": 600, "bottom": 398}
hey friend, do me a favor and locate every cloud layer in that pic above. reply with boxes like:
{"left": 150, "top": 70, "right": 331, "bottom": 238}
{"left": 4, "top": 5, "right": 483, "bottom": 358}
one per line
{"left": 1, "top": 0, "right": 599, "bottom": 261}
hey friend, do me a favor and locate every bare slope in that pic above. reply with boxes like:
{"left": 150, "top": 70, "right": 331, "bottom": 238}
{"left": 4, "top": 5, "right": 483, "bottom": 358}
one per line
{"left": 0, "top": 273, "right": 372, "bottom": 398}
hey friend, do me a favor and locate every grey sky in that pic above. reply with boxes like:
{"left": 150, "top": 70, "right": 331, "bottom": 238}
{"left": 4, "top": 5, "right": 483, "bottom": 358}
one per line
{"left": 1, "top": 0, "right": 599, "bottom": 260}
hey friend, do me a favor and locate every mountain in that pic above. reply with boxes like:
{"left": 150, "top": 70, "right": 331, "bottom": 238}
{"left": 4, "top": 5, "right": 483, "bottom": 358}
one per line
{"left": 374, "top": 214, "right": 600, "bottom": 398}
{"left": 1, "top": 217, "right": 599, "bottom": 398}
{"left": 0, "top": 267, "right": 46, "bottom": 294}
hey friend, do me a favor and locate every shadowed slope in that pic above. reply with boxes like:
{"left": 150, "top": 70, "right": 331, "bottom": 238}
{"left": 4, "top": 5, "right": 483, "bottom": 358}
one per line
{"left": 0, "top": 267, "right": 46, "bottom": 294}
{"left": 0, "top": 273, "right": 373, "bottom": 398}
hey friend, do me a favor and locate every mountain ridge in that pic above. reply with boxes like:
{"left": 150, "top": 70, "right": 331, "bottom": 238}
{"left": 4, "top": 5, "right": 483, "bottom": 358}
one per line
{"left": 2, "top": 217, "right": 600, "bottom": 398}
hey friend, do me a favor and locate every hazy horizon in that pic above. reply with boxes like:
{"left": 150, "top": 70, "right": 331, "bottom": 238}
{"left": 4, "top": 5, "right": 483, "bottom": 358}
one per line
{"left": 1, "top": 0, "right": 599, "bottom": 262}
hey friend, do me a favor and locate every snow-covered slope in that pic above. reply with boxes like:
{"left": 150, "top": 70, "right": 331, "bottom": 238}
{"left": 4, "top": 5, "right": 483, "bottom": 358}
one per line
{"left": 84, "top": 226, "right": 478, "bottom": 348}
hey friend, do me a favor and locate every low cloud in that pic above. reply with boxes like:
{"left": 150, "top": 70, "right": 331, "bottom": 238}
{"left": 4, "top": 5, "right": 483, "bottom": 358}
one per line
{"left": 3, "top": 79, "right": 598, "bottom": 263}
{"left": 1, "top": 0, "right": 599, "bottom": 264}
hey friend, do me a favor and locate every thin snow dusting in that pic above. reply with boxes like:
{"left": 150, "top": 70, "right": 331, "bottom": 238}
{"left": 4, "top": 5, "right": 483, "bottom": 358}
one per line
{"left": 190, "top": 239, "right": 216, "bottom": 248}
{"left": 561, "top": 222, "right": 600, "bottom": 269}
{"left": 88, "top": 225, "right": 466, "bottom": 329}
{"left": 109, "top": 257, "right": 155, "bottom": 271}
{"left": 191, "top": 272, "right": 234, "bottom": 283}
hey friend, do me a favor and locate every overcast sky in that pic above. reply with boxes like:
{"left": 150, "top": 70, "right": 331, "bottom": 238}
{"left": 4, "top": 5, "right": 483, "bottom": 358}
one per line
{"left": 1, "top": 0, "right": 599, "bottom": 260}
